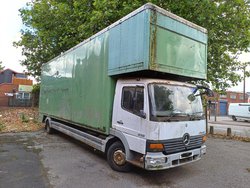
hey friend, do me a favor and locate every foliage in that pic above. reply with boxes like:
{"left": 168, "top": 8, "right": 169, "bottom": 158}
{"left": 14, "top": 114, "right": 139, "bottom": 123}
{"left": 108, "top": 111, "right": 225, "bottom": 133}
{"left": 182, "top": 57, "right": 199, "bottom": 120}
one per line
{"left": 15, "top": 0, "right": 250, "bottom": 90}
{"left": 20, "top": 113, "right": 29, "bottom": 123}
{"left": 0, "top": 61, "right": 5, "bottom": 70}
{"left": 32, "top": 83, "right": 40, "bottom": 94}
{"left": 32, "top": 83, "right": 40, "bottom": 107}
{"left": 32, "top": 83, "right": 40, "bottom": 103}
{"left": 0, "top": 108, "right": 42, "bottom": 133}
{"left": 0, "top": 122, "right": 5, "bottom": 132}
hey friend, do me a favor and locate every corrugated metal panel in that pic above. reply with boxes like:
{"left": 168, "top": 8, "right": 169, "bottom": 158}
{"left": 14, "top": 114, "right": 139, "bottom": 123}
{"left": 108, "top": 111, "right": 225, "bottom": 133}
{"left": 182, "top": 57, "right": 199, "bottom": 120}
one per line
{"left": 155, "top": 12, "right": 207, "bottom": 43}
{"left": 40, "top": 33, "right": 116, "bottom": 134}
{"left": 107, "top": 7, "right": 207, "bottom": 79}
{"left": 108, "top": 10, "right": 150, "bottom": 75}
{"left": 150, "top": 11, "right": 207, "bottom": 79}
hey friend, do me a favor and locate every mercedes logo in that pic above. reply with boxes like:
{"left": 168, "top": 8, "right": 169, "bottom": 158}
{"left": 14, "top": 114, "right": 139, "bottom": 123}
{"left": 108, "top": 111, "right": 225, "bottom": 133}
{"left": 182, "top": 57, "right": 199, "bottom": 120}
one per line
{"left": 183, "top": 133, "right": 190, "bottom": 146}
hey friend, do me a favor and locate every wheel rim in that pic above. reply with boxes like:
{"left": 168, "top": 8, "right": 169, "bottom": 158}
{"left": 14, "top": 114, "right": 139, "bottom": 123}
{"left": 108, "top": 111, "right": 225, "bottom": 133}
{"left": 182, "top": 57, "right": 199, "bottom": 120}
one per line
{"left": 113, "top": 149, "right": 126, "bottom": 166}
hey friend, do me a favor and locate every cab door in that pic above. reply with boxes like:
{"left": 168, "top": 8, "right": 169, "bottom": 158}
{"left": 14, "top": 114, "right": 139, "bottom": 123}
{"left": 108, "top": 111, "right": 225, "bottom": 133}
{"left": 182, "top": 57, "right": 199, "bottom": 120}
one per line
{"left": 112, "top": 83, "right": 147, "bottom": 154}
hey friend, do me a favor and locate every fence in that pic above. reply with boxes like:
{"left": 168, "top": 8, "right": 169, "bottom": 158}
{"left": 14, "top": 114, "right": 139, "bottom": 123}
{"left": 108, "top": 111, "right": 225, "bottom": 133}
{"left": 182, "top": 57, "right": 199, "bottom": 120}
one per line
{"left": 8, "top": 98, "right": 32, "bottom": 107}
{"left": 0, "top": 94, "right": 39, "bottom": 107}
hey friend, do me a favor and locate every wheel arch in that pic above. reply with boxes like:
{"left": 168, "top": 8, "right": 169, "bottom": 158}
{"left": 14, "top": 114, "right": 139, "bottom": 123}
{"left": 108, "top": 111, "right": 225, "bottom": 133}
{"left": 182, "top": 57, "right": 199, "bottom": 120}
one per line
{"left": 44, "top": 116, "right": 51, "bottom": 125}
{"left": 41, "top": 114, "right": 49, "bottom": 123}
{"left": 106, "top": 129, "right": 133, "bottom": 160}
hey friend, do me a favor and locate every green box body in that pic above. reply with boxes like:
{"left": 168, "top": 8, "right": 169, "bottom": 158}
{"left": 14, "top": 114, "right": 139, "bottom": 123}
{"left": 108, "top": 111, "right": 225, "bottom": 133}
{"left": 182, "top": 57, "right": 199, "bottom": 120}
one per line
{"left": 39, "top": 4, "right": 207, "bottom": 134}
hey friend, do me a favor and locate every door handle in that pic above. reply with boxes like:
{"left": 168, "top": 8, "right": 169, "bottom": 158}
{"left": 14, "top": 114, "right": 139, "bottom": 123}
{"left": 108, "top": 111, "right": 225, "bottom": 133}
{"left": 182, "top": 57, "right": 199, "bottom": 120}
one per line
{"left": 117, "top": 120, "right": 123, "bottom": 125}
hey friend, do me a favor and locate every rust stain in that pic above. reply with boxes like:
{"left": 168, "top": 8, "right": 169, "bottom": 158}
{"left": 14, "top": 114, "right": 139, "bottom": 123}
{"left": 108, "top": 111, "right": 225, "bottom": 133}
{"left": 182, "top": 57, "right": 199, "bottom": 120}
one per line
{"left": 149, "top": 10, "right": 158, "bottom": 70}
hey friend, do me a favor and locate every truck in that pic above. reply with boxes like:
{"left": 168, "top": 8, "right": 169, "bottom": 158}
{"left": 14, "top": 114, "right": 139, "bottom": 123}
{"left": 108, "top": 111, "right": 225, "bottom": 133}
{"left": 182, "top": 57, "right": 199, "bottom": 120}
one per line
{"left": 228, "top": 103, "right": 250, "bottom": 121}
{"left": 39, "top": 3, "right": 212, "bottom": 172}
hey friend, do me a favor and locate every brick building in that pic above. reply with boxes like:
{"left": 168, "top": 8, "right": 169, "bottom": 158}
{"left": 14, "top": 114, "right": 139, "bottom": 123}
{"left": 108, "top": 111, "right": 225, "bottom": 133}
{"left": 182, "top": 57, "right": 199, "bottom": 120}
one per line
{"left": 209, "top": 91, "right": 249, "bottom": 116}
{"left": 247, "top": 92, "right": 250, "bottom": 103}
{"left": 0, "top": 68, "right": 33, "bottom": 106}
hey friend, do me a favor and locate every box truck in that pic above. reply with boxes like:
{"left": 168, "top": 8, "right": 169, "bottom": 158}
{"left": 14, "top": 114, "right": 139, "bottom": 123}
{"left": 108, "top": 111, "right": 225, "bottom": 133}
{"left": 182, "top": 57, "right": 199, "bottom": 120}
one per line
{"left": 228, "top": 103, "right": 250, "bottom": 121}
{"left": 39, "top": 3, "right": 212, "bottom": 171}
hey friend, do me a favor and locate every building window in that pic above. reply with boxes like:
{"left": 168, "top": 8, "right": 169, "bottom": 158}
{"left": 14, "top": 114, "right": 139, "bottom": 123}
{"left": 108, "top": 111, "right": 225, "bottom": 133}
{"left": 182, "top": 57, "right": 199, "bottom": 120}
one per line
{"left": 16, "top": 93, "right": 23, "bottom": 99}
{"left": 23, "top": 93, "right": 30, "bottom": 99}
{"left": 239, "top": 94, "right": 244, "bottom": 100}
{"left": 16, "top": 92, "right": 30, "bottom": 99}
{"left": 230, "top": 94, "right": 236, "bottom": 99}
{"left": 220, "top": 94, "right": 227, "bottom": 98}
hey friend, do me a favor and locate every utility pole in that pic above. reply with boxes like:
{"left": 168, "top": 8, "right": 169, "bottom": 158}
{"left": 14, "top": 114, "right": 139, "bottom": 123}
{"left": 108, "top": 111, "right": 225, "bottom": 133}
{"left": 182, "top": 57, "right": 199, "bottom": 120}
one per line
{"left": 243, "top": 65, "right": 246, "bottom": 102}
{"left": 243, "top": 62, "right": 250, "bottom": 103}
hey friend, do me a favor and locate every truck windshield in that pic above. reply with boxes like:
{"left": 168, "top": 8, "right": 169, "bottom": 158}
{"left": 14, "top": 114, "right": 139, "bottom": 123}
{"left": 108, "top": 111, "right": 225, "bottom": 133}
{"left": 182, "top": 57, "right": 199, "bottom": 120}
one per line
{"left": 148, "top": 84, "right": 204, "bottom": 122}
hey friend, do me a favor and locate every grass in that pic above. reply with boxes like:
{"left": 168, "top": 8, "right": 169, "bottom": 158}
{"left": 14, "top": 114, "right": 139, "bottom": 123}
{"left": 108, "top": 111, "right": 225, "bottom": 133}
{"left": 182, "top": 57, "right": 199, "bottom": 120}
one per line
{"left": 20, "top": 113, "right": 29, "bottom": 123}
{"left": 0, "top": 122, "right": 5, "bottom": 131}
{"left": 0, "top": 107, "right": 43, "bottom": 133}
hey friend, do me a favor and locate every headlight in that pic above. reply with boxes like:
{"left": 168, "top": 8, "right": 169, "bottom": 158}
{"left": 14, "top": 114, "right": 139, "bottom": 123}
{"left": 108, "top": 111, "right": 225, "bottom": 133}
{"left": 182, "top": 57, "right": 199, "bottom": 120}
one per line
{"left": 146, "top": 157, "right": 166, "bottom": 166}
{"left": 201, "top": 145, "right": 206, "bottom": 155}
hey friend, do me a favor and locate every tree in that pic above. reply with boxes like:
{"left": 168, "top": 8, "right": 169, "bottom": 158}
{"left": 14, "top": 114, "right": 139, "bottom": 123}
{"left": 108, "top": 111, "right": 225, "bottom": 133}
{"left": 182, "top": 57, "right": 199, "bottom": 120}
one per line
{"left": 15, "top": 0, "right": 250, "bottom": 90}
{"left": 0, "top": 61, "right": 5, "bottom": 70}
{"left": 32, "top": 83, "right": 40, "bottom": 107}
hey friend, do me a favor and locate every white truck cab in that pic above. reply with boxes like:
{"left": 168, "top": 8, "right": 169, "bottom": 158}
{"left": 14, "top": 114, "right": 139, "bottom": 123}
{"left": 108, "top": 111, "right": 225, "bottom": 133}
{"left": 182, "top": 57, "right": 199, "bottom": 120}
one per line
{"left": 111, "top": 78, "right": 207, "bottom": 170}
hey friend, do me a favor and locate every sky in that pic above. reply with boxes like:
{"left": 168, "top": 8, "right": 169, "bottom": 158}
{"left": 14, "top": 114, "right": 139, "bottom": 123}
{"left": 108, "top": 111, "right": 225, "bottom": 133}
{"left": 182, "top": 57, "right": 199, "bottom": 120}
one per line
{"left": 0, "top": 0, "right": 27, "bottom": 73}
{"left": 0, "top": 0, "right": 249, "bottom": 92}
{"left": 229, "top": 52, "right": 250, "bottom": 92}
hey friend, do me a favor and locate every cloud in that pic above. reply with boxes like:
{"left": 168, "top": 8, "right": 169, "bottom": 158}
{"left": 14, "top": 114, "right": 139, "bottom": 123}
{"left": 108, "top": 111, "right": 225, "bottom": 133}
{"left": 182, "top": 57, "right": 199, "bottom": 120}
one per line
{"left": 0, "top": 0, "right": 29, "bottom": 72}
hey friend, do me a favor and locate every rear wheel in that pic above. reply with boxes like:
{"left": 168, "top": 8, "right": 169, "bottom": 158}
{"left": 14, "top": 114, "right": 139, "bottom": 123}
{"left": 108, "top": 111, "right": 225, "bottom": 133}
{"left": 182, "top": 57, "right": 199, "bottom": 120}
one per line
{"left": 107, "top": 141, "right": 131, "bottom": 172}
{"left": 45, "top": 119, "right": 54, "bottom": 134}
{"left": 232, "top": 116, "right": 237, "bottom": 121}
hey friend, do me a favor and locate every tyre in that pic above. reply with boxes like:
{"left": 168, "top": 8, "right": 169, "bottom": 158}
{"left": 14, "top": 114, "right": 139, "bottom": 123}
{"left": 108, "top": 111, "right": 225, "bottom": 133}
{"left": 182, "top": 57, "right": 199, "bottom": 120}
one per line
{"left": 232, "top": 116, "right": 237, "bottom": 121}
{"left": 107, "top": 141, "right": 132, "bottom": 172}
{"left": 45, "top": 119, "right": 54, "bottom": 134}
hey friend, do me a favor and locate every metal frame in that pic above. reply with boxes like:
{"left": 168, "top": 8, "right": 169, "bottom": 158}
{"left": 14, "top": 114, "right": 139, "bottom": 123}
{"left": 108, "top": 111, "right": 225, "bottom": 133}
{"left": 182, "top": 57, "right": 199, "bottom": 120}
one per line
{"left": 50, "top": 120, "right": 114, "bottom": 152}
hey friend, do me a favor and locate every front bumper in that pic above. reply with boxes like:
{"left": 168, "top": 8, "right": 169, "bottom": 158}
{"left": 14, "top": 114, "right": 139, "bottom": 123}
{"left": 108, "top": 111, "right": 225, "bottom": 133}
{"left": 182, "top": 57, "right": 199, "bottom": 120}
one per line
{"left": 145, "top": 145, "right": 206, "bottom": 170}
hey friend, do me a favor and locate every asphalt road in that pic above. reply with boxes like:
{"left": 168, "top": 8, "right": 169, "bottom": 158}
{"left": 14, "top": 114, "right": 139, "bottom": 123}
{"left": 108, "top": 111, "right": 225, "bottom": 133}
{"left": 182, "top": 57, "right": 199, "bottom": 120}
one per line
{"left": 0, "top": 132, "right": 50, "bottom": 188}
{"left": 208, "top": 116, "right": 250, "bottom": 137}
{"left": 0, "top": 131, "right": 249, "bottom": 188}
{"left": 208, "top": 116, "right": 250, "bottom": 127}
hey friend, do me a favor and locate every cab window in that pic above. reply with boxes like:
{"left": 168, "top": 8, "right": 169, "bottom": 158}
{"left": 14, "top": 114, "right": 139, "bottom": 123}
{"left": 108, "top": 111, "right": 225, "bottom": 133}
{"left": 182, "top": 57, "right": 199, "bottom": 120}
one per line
{"left": 122, "top": 86, "right": 144, "bottom": 116}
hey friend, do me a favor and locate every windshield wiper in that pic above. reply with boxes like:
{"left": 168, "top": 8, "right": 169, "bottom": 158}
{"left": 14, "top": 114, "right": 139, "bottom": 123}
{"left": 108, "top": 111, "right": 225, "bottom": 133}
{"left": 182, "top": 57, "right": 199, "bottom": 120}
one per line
{"left": 164, "top": 112, "right": 189, "bottom": 122}
{"left": 154, "top": 110, "right": 204, "bottom": 122}
{"left": 188, "top": 112, "right": 204, "bottom": 120}
{"left": 189, "top": 111, "right": 204, "bottom": 115}
{"left": 165, "top": 111, "right": 204, "bottom": 121}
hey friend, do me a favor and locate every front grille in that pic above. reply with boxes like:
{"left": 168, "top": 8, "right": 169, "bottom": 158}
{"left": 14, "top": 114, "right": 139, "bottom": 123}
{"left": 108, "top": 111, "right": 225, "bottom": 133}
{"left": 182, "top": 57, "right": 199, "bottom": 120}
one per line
{"left": 163, "top": 135, "right": 203, "bottom": 155}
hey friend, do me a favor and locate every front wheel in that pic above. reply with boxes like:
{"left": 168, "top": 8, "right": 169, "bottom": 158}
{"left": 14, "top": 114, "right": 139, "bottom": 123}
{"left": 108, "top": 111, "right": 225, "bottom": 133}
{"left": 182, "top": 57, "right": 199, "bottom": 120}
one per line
{"left": 232, "top": 116, "right": 237, "bottom": 121}
{"left": 107, "top": 141, "right": 131, "bottom": 172}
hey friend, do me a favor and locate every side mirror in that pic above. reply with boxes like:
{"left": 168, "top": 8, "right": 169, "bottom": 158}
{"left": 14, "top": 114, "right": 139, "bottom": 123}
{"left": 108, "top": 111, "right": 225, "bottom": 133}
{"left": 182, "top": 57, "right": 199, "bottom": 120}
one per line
{"left": 188, "top": 85, "right": 214, "bottom": 102}
{"left": 139, "top": 110, "right": 146, "bottom": 119}
{"left": 196, "top": 85, "right": 214, "bottom": 97}
{"left": 206, "top": 88, "right": 214, "bottom": 97}
{"left": 187, "top": 94, "right": 196, "bottom": 102}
